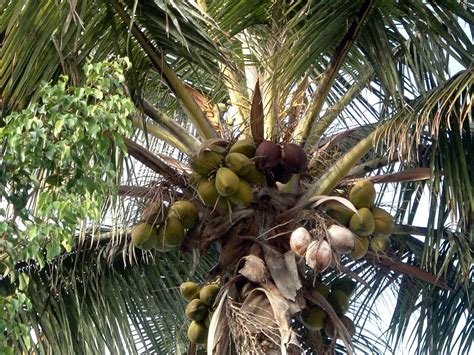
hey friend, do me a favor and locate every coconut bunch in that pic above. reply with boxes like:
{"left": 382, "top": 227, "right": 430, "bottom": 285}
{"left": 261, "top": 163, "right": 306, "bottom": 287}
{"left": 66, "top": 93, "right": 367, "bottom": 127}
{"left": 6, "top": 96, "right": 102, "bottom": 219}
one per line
{"left": 254, "top": 140, "right": 308, "bottom": 185}
{"left": 301, "top": 278, "right": 357, "bottom": 340}
{"left": 180, "top": 281, "right": 220, "bottom": 344}
{"left": 325, "top": 179, "right": 395, "bottom": 258}
{"left": 190, "top": 138, "right": 265, "bottom": 210}
{"left": 131, "top": 200, "right": 199, "bottom": 251}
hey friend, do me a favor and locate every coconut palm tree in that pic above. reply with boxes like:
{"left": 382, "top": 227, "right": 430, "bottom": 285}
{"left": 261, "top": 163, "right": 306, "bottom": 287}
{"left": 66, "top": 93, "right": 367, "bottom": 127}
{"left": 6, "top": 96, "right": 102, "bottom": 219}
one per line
{"left": 0, "top": 0, "right": 472, "bottom": 354}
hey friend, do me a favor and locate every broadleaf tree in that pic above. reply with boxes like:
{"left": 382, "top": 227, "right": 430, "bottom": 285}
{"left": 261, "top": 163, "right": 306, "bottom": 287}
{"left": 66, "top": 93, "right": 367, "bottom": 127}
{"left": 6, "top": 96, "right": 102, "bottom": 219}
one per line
{"left": 0, "top": 0, "right": 472, "bottom": 354}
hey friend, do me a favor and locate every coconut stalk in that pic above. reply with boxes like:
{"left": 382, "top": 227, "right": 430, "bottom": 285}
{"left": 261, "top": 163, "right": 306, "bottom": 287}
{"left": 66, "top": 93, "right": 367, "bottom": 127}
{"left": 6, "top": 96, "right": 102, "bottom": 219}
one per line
{"left": 109, "top": 0, "right": 218, "bottom": 141}
{"left": 292, "top": 0, "right": 375, "bottom": 145}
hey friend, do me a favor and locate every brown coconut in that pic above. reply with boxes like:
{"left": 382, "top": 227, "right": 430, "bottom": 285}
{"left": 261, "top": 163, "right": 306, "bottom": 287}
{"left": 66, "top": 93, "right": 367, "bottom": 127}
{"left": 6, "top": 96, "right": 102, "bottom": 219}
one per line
{"left": 254, "top": 140, "right": 281, "bottom": 169}
{"left": 281, "top": 143, "right": 308, "bottom": 174}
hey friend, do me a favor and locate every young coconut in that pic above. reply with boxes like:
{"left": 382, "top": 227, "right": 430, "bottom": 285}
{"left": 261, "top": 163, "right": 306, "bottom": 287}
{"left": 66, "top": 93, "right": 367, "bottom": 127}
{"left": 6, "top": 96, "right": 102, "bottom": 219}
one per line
{"left": 328, "top": 289, "right": 350, "bottom": 315}
{"left": 180, "top": 282, "right": 201, "bottom": 301}
{"left": 302, "top": 306, "right": 327, "bottom": 331}
{"left": 215, "top": 167, "right": 240, "bottom": 197}
{"left": 305, "top": 240, "right": 332, "bottom": 272}
{"left": 290, "top": 227, "right": 313, "bottom": 257}
{"left": 229, "top": 178, "right": 254, "bottom": 206}
{"left": 349, "top": 208, "right": 375, "bottom": 236}
{"left": 131, "top": 223, "right": 159, "bottom": 250}
{"left": 197, "top": 178, "right": 220, "bottom": 206}
{"left": 190, "top": 150, "right": 224, "bottom": 175}
{"left": 199, "top": 284, "right": 220, "bottom": 307}
{"left": 331, "top": 277, "right": 357, "bottom": 298}
{"left": 325, "top": 202, "right": 355, "bottom": 226}
{"left": 327, "top": 225, "right": 356, "bottom": 254}
{"left": 225, "top": 152, "right": 253, "bottom": 176}
{"left": 350, "top": 236, "right": 369, "bottom": 260}
{"left": 229, "top": 138, "right": 256, "bottom": 158}
{"left": 156, "top": 216, "right": 185, "bottom": 251}
{"left": 169, "top": 200, "right": 199, "bottom": 229}
{"left": 311, "top": 283, "right": 330, "bottom": 299}
{"left": 370, "top": 235, "right": 391, "bottom": 252}
{"left": 371, "top": 207, "right": 395, "bottom": 236}
{"left": 349, "top": 179, "right": 376, "bottom": 209}
{"left": 185, "top": 299, "right": 209, "bottom": 321}
{"left": 187, "top": 321, "right": 208, "bottom": 344}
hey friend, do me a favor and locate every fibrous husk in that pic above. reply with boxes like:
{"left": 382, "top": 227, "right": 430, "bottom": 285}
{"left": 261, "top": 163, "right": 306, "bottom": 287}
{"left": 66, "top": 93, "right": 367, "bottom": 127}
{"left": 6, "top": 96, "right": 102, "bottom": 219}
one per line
{"left": 185, "top": 299, "right": 209, "bottom": 321}
{"left": 229, "top": 138, "right": 256, "bottom": 158}
{"left": 301, "top": 305, "right": 327, "bottom": 331}
{"left": 280, "top": 143, "right": 308, "bottom": 174}
{"left": 290, "top": 227, "right": 312, "bottom": 257}
{"left": 215, "top": 167, "right": 240, "bottom": 197}
{"left": 327, "top": 225, "right": 355, "bottom": 254}
{"left": 131, "top": 223, "right": 159, "bottom": 250}
{"left": 169, "top": 200, "right": 199, "bottom": 229}
{"left": 350, "top": 236, "right": 369, "bottom": 259}
{"left": 187, "top": 321, "right": 208, "bottom": 344}
{"left": 190, "top": 150, "right": 224, "bottom": 175}
{"left": 349, "top": 179, "right": 376, "bottom": 209}
{"left": 305, "top": 240, "right": 332, "bottom": 272}
{"left": 371, "top": 207, "right": 394, "bottom": 237}
{"left": 180, "top": 281, "right": 201, "bottom": 301}
{"left": 225, "top": 152, "right": 253, "bottom": 176}
{"left": 255, "top": 140, "right": 281, "bottom": 169}
{"left": 349, "top": 208, "right": 375, "bottom": 236}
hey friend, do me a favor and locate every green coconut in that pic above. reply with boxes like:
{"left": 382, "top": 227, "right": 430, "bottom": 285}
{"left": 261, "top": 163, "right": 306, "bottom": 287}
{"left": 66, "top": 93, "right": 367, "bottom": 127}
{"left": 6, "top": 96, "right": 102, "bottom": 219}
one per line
{"left": 229, "top": 138, "right": 256, "bottom": 158}
{"left": 370, "top": 235, "right": 391, "bottom": 252}
{"left": 225, "top": 152, "right": 253, "bottom": 176}
{"left": 326, "top": 202, "right": 355, "bottom": 226}
{"left": 197, "top": 178, "right": 220, "bottom": 206}
{"left": 240, "top": 164, "right": 265, "bottom": 186}
{"left": 302, "top": 306, "right": 327, "bottom": 331}
{"left": 349, "top": 208, "right": 375, "bottom": 236}
{"left": 131, "top": 223, "right": 159, "bottom": 250}
{"left": 215, "top": 167, "right": 240, "bottom": 197}
{"left": 156, "top": 216, "right": 185, "bottom": 251}
{"left": 187, "top": 321, "right": 208, "bottom": 344}
{"left": 199, "top": 284, "right": 220, "bottom": 307}
{"left": 350, "top": 236, "right": 369, "bottom": 260}
{"left": 328, "top": 290, "right": 350, "bottom": 315}
{"left": 185, "top": 299, "right": 209, "bottom": 321}
{"left": 371, "top": 207, "right": 394, "bottom": 237}
{"left": 190, "top": 150, "right": 223, "bottom": 176}
{"left": 349, "top": 179, "right": 376, "bottom": 209}
{"left": 229, "top": 178, "right": 254, "bottom": 206}
{"left": 180, "top": 282, "right": 201, "bottom": 301}
{"left": 169, "top": 200, "right": 199, "bottom": 229}
{"left": 331, "top": 277, "right": 357, "bottom": 298}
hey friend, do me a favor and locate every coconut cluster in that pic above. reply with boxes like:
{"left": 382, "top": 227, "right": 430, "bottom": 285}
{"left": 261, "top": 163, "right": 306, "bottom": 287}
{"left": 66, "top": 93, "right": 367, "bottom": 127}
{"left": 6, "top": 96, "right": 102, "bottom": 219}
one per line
{"left": 190, "top": 138, "right": 265, "bottom": 210}
{"left": 255, "top": 140, "right": 308, "bottom": 184}
{"left": 301, "top": 278, "right": 357, "bottom": 339}
{"left": 180, "top": 281, "right": 220, "bottom": 344}
{"left": 131, "top": 200, "right": 199, "bottom": 252}
{"left": 325, "top": 179, "right": 395, "bottom": 259}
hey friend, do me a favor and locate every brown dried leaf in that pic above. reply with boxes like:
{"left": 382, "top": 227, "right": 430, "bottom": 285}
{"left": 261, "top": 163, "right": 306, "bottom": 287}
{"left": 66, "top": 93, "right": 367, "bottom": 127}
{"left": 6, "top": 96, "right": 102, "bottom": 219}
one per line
{"left": 239, "top": 255, "right": 269, "bottom": 283}
{"left": 185, "top": 84, "right": 220, "bottom": 132}
{"left": 263, "top": 246, "right": 302, "bottom": 302}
